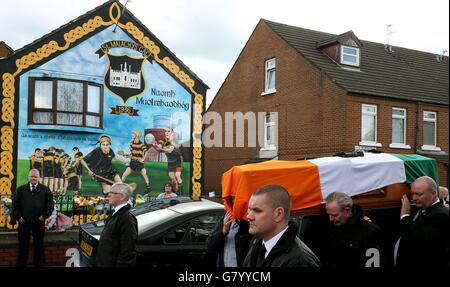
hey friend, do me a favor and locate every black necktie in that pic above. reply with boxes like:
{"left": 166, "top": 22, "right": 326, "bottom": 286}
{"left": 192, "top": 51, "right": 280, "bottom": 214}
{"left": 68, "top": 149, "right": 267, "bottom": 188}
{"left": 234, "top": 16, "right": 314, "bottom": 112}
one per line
{"left": 413, "top": 209, "right": 425, "bottom": 221}
{"left": 105, "top": 208, "right": 115, "bottom": 224}
{"left": 256, "top": 243, "right": 266, "bottom": 267}
{"left": 31, "top": 185, "right": 36, "bottom": 193}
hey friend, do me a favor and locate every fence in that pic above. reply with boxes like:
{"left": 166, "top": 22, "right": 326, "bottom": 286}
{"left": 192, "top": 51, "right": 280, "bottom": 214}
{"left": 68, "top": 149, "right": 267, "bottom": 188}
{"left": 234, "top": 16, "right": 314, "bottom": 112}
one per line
{"left": 0, "top": 191, "right": 163, "bottom": 231}
{"left": 0, "top": 194, "right": 142, "bottom": 230}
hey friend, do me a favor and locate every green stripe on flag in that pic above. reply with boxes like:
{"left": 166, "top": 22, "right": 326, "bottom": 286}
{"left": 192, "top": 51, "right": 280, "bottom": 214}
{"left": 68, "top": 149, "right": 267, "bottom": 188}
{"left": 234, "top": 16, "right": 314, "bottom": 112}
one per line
{"left": 393, "top": 154, "right": 439, "bottom": 185}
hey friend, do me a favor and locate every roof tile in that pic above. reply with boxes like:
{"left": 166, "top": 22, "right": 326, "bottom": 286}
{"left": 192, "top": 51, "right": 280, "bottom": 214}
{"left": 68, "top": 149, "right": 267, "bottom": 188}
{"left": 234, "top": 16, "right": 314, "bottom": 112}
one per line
{"left": 264, "top": 19, "right": 448, "bottom": 105}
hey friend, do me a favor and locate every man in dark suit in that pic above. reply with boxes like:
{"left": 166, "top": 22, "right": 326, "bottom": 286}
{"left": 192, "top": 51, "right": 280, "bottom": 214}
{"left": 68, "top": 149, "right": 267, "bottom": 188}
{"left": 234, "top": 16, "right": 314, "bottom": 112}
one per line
{"left": 95, "top": 183, "right": 138, "bottom": 267}
{"left": 12, "top": 168, "right": 54, "bottom": 267}
{"left": 395, "top": 176, "right": 449, "bottom": 268}
{"left": 243, "top": 184, "right": 320, "bottom": 267}
{"left": 323, "top": 192, "right": 383, "bottom": 268}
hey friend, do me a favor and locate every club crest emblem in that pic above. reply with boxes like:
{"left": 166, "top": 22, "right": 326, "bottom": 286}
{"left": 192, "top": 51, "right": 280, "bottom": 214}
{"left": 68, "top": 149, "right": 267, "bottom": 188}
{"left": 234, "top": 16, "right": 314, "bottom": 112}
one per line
{"left": 97, "top": 41, "right": 153, "bottom": 104}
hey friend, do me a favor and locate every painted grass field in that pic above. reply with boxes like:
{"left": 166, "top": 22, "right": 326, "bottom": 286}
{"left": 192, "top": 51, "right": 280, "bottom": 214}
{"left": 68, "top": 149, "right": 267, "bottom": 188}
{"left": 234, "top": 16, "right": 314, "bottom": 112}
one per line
{"left": 17, "top": 160, "right": 191, "bottom": 197}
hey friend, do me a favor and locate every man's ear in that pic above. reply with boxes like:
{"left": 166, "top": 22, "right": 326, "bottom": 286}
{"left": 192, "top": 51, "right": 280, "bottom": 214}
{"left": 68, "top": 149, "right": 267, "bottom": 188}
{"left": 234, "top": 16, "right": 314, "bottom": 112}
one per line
{"left": 274, "top": 206, "right": 285, "bottom": 222}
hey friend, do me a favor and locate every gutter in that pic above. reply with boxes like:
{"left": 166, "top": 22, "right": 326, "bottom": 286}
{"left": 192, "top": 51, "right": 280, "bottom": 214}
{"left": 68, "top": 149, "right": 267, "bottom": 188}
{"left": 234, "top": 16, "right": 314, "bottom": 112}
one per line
{"left": 415, "top": 101, "right": 421, "bottom": 152}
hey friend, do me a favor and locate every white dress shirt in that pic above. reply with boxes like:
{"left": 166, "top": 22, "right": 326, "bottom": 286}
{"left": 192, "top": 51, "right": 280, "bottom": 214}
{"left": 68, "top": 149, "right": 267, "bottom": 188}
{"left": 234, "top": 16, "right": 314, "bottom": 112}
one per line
{"left": 112, "top": 202, "right": 128, "bottom": 216}
{"left": 223, "top": 222, "right": 239, "bottom": 267}
{"left": 400, "top": 198, "right": 441, "bottom": 220}
{"left": 262, "top": 226, "right": 289, "bottom": 259}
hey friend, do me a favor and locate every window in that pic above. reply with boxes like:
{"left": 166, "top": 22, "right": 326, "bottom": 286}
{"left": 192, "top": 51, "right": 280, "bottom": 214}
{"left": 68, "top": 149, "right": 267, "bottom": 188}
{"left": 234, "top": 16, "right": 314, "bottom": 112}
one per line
{"left": 390, "top": 108, "right": 410, "bottom": 149}
{"left": 263, "top": 58, "right": 276, "bottom": 94}
{"left": 163, "top": 222, "right": 190, "bottom": 244}
{"left": 264, "top": 113, "right": 277, "bottom": 149}
{"left": 340, "top": 46, "right": 360, "bottom": 66}
{"left": 189, "top": 213, "right": 221, "bottom": 243}
{"left": 360, "top": 104, "right": 381, "bottom": 147}
{"left": 422, "top": 111, "right": 440, "bottom": 151}
{"left": 162, "top": 212, "right": 221, "bottom": 244}
{"left": 29, "top": 78, "right": 103, "bottom": 128}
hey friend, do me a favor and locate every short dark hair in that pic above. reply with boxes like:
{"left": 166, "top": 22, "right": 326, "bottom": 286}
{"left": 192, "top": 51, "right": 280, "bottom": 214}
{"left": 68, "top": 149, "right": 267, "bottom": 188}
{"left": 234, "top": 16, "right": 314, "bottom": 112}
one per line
{"left": 34, "top": 148, "right": 41, "bottom": 152}
{"left": 29, "top": 168, "right": 41, "bottom": 177}
{"left": 164, "top": 182, "right": 175, "bottom": 192}
{"left": 253, "top": 184, "right": 291, "bottom": 221}
{"left": 72, "top": 147, "right": 79, "bottom": 151}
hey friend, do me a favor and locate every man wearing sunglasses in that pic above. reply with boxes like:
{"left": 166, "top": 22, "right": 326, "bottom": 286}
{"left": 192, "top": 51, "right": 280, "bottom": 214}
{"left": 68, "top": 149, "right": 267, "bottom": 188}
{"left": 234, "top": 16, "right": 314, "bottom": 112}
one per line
{"left": 95, "top": 183, "right": 138, "bottom": 267}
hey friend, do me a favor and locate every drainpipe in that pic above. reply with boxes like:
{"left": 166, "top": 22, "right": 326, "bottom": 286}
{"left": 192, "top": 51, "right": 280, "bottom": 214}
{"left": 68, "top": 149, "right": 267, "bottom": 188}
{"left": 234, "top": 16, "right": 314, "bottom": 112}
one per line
{"left": 414, "top": 101, "right": 421, "bottom": 152}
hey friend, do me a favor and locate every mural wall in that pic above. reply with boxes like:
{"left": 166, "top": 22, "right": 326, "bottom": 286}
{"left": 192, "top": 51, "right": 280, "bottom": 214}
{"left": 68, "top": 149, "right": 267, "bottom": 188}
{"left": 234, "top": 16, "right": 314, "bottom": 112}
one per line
{"left": 0, "top": 1, "right": 207, "bottom": 230}
{"left": 17, "top": 25, "right": 193, "bottom": 197}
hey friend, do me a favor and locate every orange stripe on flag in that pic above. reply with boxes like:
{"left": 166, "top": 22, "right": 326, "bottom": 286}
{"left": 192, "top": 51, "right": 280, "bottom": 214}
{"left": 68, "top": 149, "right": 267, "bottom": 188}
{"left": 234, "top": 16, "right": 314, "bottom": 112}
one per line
{"left": 221, "top": 160, "right": 323, "bottom": 220}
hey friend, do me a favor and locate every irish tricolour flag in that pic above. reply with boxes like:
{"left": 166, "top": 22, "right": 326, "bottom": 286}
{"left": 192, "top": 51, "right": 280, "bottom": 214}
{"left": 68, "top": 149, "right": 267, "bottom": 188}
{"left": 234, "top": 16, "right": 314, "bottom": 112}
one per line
{"left": 221, "top": 153, "right": 438, "bottom": 219}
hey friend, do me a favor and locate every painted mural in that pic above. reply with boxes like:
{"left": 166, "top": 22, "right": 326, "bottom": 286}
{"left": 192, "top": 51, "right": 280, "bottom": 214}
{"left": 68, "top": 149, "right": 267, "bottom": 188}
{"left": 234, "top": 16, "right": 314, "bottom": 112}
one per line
{"left": 17, "top": 25, "right": 193, "bottom": 197}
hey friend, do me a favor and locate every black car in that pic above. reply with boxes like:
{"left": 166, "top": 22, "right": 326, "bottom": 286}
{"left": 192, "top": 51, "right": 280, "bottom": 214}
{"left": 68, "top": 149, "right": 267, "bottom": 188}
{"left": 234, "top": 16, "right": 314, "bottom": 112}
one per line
{"left": 79, "top": 197, "right": 225, "bottom": 267}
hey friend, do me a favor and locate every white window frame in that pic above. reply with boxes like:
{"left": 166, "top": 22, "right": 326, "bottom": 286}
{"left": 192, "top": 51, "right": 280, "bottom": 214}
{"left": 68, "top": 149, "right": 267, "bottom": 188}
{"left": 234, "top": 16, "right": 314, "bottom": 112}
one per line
{"left": 28, "top": 77, "right": 103, "bottom": 129}
{"left": 389, "top": 107, "right": 411, "bottom": 149}
{"left": 261, "top": 58, "right": 276, "bottom": 95}
{"left": 263, "top": 113, "right": 277, "bottom": 150}
{"left": 340, "top": 45, "right": 360, "bottom": 67}
{"left": 421, "top": 111, "right": 441, "bottom": 151}
{"left": 359, "top": 104, "right": 381, "bottom": 147}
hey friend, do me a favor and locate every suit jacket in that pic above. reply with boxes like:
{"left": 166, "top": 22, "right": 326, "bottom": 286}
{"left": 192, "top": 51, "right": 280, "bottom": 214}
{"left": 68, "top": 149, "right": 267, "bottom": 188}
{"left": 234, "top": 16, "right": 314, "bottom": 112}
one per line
{"left": 324, "top": 204, "right": 383, "bottom": 268}
{"left": 397, "top": 201, "right": 449, "bottom": 268}
{"left": 243, "top": 221, "right": 320, "bottom": 267}
{"left": 11, "top": 182, "right": 53, "bottom": 223}
{"left": 206, "top": 215, "right": 253, "bottom": 267}
{"left": 95, "top": 204, "right": 138, "bottom": 267}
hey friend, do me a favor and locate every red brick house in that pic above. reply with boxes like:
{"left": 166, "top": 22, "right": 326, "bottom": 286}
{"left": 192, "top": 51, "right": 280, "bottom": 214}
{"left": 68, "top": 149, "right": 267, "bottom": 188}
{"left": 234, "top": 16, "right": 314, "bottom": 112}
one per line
{"left": 0, "top": 41, "right": 14, "bottom": 58}
{"left": 205, "top": 19, "right": 449, "bottom": 193}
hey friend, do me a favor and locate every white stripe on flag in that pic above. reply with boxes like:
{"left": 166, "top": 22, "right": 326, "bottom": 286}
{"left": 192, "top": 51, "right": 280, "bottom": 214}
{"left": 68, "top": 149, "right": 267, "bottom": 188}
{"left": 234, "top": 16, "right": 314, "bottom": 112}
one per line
{"left": 309, "top": 153, "right": 406, "bottom": 201}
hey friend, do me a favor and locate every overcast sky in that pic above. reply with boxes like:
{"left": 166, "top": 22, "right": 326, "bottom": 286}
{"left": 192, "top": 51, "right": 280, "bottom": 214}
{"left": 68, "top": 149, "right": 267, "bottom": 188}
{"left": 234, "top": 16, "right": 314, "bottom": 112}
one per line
{"left": 1, "top": 0, "right": 448, "bottom": 107}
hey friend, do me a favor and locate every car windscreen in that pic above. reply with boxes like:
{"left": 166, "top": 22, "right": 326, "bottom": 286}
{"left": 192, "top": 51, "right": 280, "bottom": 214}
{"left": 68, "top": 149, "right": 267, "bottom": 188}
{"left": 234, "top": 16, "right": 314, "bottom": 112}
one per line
{"left": 131, "top": 197, "right": 192, "bottom": 216}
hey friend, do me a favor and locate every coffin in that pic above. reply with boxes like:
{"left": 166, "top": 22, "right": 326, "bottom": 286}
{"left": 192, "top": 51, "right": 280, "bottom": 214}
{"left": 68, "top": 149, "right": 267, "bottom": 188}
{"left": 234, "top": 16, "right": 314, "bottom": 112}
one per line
{"left": 221, "top": 153, "right": 439, "bottom": 219}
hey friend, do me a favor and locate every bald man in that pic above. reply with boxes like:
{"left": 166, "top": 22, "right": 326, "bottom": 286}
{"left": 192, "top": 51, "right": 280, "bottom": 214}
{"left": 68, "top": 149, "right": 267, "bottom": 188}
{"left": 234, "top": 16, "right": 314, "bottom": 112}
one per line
{"left": 243, "top": 184, "right": 320, "bottom": 267}
{"left": 395, "top": 176, "right": 449, "bottom": 268}
{"left": 12, "top": 169, "right": 54, "bottom": 267}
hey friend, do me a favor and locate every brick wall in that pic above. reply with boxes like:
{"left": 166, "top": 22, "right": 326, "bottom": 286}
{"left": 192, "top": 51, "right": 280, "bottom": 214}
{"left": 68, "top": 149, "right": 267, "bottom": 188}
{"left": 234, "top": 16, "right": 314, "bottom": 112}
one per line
{"left": 205, "top": 20, "right": 449, "bottom": 193}
{"left": 0, "top": 243, "right": 76, "bottom": 267}
{"left": 205, "top": 21, "right": 349, "bottom": 193}
{"left": 345, "top": 95, "right": 448, "bottom": 186}
{"left": 344, "top": 95, "right": 449, "bottom": 153}
{"left": 0, "top": 230, "right": 78, "bottom": 267}
{"left": 0, "top": 42, "right": 13, "bottom": 58}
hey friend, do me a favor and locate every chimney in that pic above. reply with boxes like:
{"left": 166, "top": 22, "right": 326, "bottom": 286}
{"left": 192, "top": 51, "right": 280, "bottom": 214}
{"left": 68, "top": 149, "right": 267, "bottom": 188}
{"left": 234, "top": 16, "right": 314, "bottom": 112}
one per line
{"left": 384, "top": 44, "right": 394, "bottom": 53}
{"left": 385, "top": 25, "right": 394, "bottom": 53}
{"left": 436, "top": 49, "right": 448, "bottom": 63}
